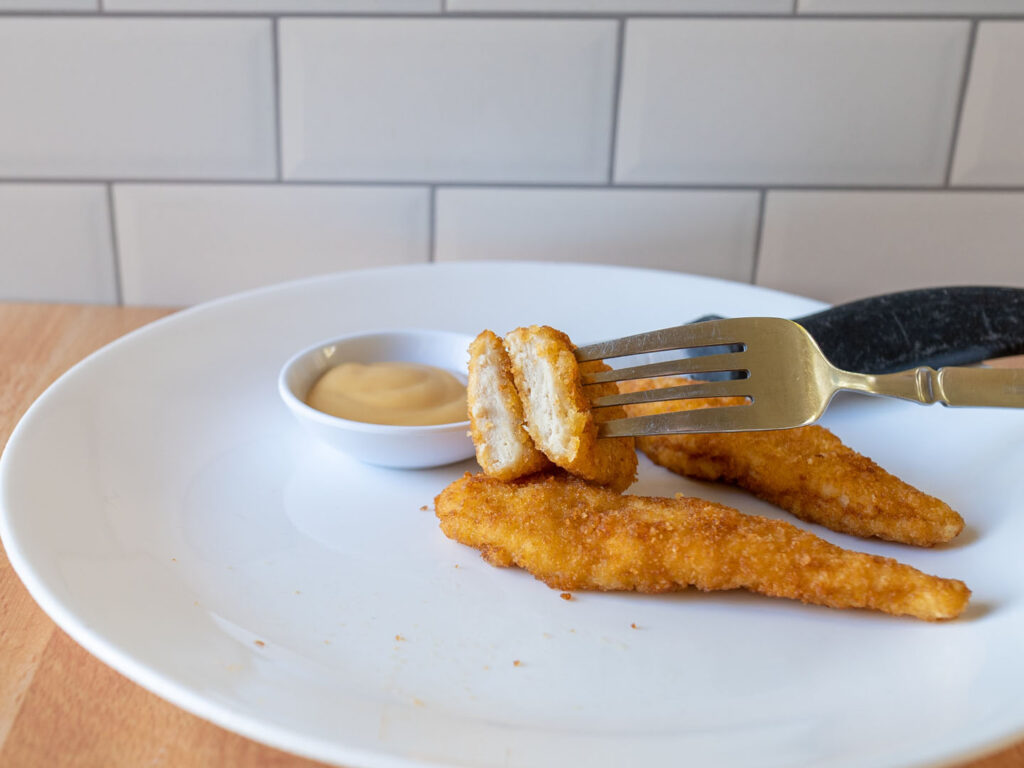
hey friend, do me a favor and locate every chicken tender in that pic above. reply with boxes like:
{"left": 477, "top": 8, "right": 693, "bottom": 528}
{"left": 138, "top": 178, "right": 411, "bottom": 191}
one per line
{"left": 504, "top": 325, "right": 636, "bottom": 492}
{"left": 619, "top": 376, "right": 964, "bottom": 547}
{"left": 467, "top": 330, "right": 551, "bottom": 481}
{"left": 435, "top": 472, "right": 970, "bottom": 621}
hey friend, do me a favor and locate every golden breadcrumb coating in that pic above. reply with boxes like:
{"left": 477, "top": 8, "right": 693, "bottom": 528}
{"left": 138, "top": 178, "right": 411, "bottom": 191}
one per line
{"left": 504, "top": 325, "right": 636, "bottom": 493}
{"left": 435, "top": 472, "right": 970, "bottom": 621}
{"left": 618, "top": 376, "right": 964, "bottom": 547}
{"left": 467, "top": 330, "right": 551, "bottom": 481}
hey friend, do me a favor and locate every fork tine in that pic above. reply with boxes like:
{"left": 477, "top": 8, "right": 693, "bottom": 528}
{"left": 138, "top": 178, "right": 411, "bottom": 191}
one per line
{"left": 597, "top": 403, "right": 761, "bottom": 437}
{"left": 589, "top": 377, "right": 750, "bottom": 408}
{"left": 580, "top": 351, "right": 746, "bottom": 385}
{"left": 574, "top": 319, "right": 747, "bottom": 362}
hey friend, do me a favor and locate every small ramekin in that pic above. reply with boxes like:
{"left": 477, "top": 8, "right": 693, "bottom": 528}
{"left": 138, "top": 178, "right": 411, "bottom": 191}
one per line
{"left": 279, "top": 329, "right": 475, "bottom": 469}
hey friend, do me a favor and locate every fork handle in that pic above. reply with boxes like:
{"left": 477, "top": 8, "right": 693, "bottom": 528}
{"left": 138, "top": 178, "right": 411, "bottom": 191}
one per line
{"left": 838, "top": 366, "right": 1024, "bottom": 408}
{"left": 797, "top": 286, "right": 1024, "bottom": 374}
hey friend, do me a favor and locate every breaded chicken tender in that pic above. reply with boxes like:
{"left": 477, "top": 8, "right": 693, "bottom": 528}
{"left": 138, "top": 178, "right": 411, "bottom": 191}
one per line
{"left": 504, "top": 325, "right": 636, "bottom": 492}
{"left": 618, "top": 376, "right": 964, "bottom": 547}
{"left": 467, "top": 330, "right": 551, "bottom": 481}
{"left": 435, "top": 473, "right": 970, "bottom": 621}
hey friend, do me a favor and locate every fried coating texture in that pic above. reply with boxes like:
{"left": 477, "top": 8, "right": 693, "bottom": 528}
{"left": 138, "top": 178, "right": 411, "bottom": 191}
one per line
{"left": 467, "top": 330, "right": 551, "bottom": 481}
{"left": 504, "top": 325, "right": 636, "bottom": 492}
{"left": 435, "top": 473, "right": 970, "bottom": 621}
{"left": 619, "top": 376, "right": 964, "bottom": 547}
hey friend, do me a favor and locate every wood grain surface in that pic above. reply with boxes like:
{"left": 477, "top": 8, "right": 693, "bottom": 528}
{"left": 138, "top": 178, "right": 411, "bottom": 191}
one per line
{"left": 0, "top": 302, "right": 1021, "bottom": 768}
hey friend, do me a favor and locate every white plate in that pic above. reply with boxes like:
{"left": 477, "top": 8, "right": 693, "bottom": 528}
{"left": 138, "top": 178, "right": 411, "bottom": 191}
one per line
{"left": 2, "top": 262, "right": 1023, "bottom": 768}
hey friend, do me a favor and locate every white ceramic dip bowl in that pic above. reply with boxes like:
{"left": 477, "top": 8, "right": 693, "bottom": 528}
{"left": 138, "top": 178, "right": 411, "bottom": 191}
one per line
{"left": 279, "top": 329, "right": 475, "bottom": 468}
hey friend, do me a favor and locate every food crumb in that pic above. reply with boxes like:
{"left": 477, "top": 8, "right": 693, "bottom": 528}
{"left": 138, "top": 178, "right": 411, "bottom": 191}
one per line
{"left": 559, "top": 592, "right": 572, "bottom": 601}
{"left": 254, "top": 640, "right": 265, "bottom": 648}
{"left": 395, "top": 634, "right": 406, "bottom": 642}
{"left": 512, "top": 660, "right": 521, "bottom": 667}
{"left": 412, "top": 697, "right": 426, "bottom": 708}
{"left": 631, "top": 623, "right": 638, "bottom": 629}
{"left": 171, "top": 557, "right": 177, "bottom": 562}
{"left": 294, "top": 590, "right": 301, "bottom": 595}
{"left": 324, "top": 640, "right": 331, "bottom": 645}
{"left": 542, "top": 632, "right": 553, "bottom": 639}
{"left": 420, "top": 505, "right": 429, "bottom": 511}
{"left": 454, "top": 564, "right": 460, "bottom": 569}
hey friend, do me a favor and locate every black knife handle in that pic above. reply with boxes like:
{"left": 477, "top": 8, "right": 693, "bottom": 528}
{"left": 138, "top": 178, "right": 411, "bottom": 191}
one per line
{"left": 794, "top": 286, "right": 1024, "bottom": 374}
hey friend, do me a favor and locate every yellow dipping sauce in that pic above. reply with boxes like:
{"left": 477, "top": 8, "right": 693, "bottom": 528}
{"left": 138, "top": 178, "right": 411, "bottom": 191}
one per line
{"left": 305, "top": 361, "right": 467, "bottom": 426}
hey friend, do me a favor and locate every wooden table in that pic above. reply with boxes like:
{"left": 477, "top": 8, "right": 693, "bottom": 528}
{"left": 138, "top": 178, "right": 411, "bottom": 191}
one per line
{"left": 0, "top": 302, "right": 1021, "bottom": 767}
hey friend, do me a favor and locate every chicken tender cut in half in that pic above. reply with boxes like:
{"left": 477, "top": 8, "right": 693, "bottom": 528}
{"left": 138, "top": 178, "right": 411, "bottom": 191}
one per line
{"left": 504, "top": 325, "right": 637, "bottom": 493}
{"left": 619, "top": 376, "right": 964, "bottom": 547}
{"left": 435, "top": 472, "right": 970, "bottom": 621}
{"left": 467, "top": 330, "right": 551, "bottom": 481}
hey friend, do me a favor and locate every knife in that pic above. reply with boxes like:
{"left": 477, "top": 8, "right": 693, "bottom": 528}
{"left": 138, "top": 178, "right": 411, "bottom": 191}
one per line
{"left": 695, "top": 286, "right": 1024, "bottom": 375}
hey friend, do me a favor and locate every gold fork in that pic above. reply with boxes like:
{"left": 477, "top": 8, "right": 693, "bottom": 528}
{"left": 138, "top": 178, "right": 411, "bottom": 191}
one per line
{"left": 574, "top": 317, "right": 1024, "bottom": 438}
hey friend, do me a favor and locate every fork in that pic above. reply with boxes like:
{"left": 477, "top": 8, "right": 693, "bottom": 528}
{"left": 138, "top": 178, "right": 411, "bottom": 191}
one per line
{"left": 574, "top": 317, "right": 1024, "bottom": 438}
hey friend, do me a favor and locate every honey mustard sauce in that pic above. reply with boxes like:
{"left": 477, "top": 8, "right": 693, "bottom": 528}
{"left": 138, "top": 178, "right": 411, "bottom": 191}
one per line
{"left": 305, "top": 362, "right": 467, "bottom": 426}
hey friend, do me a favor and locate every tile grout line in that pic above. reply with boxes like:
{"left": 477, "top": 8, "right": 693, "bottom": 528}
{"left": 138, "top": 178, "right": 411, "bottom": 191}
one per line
{"left": 105, "top": 183, "right": 125, "bottom": 306}
{"left": 271, "top": 17, "right": 284, "bottom": 181}
{"left": 1, "top": 11, "right": 1023, "bottom": 20}
{"left": 606, "top": 18, "right": 626, "bottom": 185}
{"left": 428, "top": 186, "right": 437, "bottom": 263}
{"left": 3, "top": 178, "right": 1024, "bottom": 192}
{"left": 944, "top": 19, "right": 979, "bottom": 187}
{"left": 750, "top": 189, "right": 767, "bottom": 285}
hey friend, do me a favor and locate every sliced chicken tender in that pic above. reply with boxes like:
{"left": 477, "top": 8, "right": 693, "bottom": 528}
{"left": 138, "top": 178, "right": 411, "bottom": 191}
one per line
{"left": 504, "top": 325, "right": 636, "bottom": 493}
{"left": 435, "top": 472, "right": 970, "bottom": 621}
{"left": 467, "top": 330, "right": 550, "bottom": 481}
{"left": 619, "top": 376, "right": 964, "bottom": 547}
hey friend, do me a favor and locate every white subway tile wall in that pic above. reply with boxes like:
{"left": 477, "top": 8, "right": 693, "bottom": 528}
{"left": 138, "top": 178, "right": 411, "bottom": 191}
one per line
{"left": 615, "top": 20, "right": 968, "bottom": 185}
{"left": 0, "top": 184, "right": 115, "bottom": 303}
{"left": 436, "top": 188, "right": 760, "bottom": 281}
{"left": 114, "top": 185, "right": 429, "bottom": 305}
{"left": 757, "top": 192, "right": 1024, "bottom": 302}
{"left": 449, "top": 1, "right": 792, "bottom": 11}
{"left": 0, "top": 6, "right": 1021, "bottom": 306}
{"left": 0, "top": 19, "right": 276, "bottom": 180}
{"left": 105, "top": 1, "right": 439, "bottom": 10}
{"left": 0, "top": 0, "right": 95, "bottom": 8}
{"left": 951, "top": 23, "right": 1024, "bottom": 186}
{"left": 279, "top": 19, "right": 617, "bottom": 183}
{"left": 799, "top": 0, "right": 1024, "bottom": 14}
